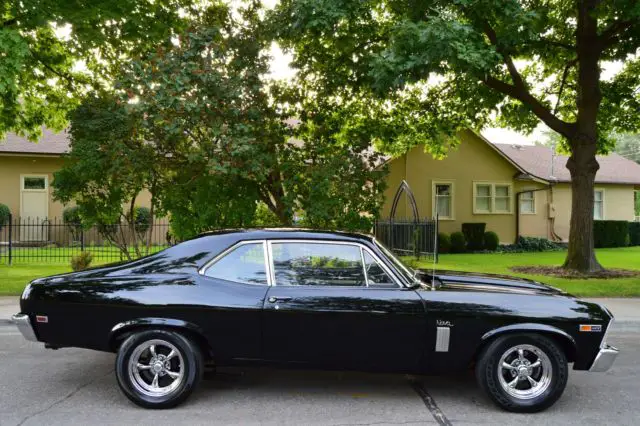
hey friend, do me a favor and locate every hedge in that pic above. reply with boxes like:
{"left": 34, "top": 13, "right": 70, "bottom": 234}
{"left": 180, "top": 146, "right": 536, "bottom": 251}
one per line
{"left": 629, "top": 222, "right": 640, "bottom": 246}
{"left": 484, "top": 231, "right": 499, "bottom": 251}
{"left": 593, "top": 220, "right": 629, "bottom": 248}
{"left": 0, "top": 203, "right": 9, "bottom": 231}
{"left": 461, "top": 223, "right": 486, "bottom": 251}
{"left": 438, "top": 232, "right": 451, "bottom": 254}
{"left": 450, "top": 231, "right": 466, "bottom": 253}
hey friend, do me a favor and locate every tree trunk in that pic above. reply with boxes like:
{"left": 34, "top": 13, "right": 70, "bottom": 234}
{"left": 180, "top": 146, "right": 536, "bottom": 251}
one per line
{"left": 562, "top": 136, "right": 603, "bottom": 273}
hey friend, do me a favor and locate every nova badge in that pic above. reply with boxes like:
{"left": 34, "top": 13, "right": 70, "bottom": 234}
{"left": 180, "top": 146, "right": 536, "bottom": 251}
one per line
{"left": 436, "top": 320, "right": 454, "bottom": 327}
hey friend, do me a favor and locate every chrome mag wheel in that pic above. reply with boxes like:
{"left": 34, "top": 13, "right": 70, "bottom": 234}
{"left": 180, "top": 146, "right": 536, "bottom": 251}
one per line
{"left": 128, "top": 339, "right": 185, "bottom": 398}
{"left": 497, "top": 344, "right": 553, "bottom": 400}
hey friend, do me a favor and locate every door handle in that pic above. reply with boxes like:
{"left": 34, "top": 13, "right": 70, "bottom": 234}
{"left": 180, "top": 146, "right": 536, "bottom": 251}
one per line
{"left": 268, "top": 296, "right": 292, "bottom": 303}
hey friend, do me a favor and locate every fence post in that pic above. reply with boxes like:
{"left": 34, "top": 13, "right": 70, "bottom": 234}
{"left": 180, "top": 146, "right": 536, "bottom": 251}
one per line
{"left": 8, "top": 214, "right": 12, "bottom": 265}
{"left": 80, "top": 225, "right": 85, "bottom": 252}
{"left": 434, "top": 215, "right": 439, "bottom": 263}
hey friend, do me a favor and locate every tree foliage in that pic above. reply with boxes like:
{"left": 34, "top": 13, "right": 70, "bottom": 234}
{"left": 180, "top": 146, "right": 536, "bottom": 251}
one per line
{"left": 271, "top": 0, "right": 640, "bottom": 272}
{"left": 54, "top": 2, "right": 388, "bottom": 242}
{"left": 0, "top": 0, "right": 194, "bottom": 140}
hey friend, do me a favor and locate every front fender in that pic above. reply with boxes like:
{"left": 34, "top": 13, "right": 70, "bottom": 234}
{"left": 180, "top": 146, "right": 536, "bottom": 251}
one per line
{"left": 480, "top": 322, "right": 577, "bottom": 361}
{"left": 108, "top": 317, "right": 210, "bottom": 352}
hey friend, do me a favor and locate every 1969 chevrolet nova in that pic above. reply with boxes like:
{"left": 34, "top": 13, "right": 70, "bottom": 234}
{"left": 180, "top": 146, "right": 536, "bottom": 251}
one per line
{"left": 13, "top": 229, "right": 618, "bottom": 412}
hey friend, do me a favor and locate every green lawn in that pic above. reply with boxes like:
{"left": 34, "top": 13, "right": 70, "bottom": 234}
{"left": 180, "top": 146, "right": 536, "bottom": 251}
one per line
{"left": 408, "top": 247, "right": 640, "bottom": 297}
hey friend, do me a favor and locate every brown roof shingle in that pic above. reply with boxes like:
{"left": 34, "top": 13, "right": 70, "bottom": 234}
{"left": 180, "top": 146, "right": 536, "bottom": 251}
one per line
{"left": 0, "top": 129, "right": 70, "bottom": 155}
{"left": 493, "top": 143, "right": 640, "bottom": 185}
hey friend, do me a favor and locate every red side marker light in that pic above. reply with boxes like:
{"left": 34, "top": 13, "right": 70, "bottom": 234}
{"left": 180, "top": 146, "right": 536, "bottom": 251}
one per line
{"left": 36, "top": 315, "right": 48, "bottom": 323}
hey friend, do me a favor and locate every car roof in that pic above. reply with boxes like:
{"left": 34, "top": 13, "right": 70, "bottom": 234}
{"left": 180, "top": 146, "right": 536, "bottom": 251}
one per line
{"left": 194, "top": 228, "right": 375, "bottom": 244}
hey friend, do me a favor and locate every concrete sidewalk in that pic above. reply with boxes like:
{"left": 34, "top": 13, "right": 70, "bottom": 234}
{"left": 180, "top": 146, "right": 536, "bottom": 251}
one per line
{"left": 1, "top": 296, "right": 638, "bottom": 323}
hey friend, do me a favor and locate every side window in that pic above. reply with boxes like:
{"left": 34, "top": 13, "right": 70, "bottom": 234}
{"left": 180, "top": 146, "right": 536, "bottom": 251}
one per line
{"left": 204, "top": 243, "right": 268, "bottom": 285}
{"left": 271, "top": 242, "right": 365, "bottom": 287}
{"left": 363, "top": 251, "right": 397, "bottom": 288}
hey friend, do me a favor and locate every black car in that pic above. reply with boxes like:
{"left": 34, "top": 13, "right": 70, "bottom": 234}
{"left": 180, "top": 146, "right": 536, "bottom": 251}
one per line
{"left": 13, "top": 229, "right": 618, "bottom": 412}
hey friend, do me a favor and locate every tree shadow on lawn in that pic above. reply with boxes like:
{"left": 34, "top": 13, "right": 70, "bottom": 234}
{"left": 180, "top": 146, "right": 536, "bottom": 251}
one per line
{"left": 510, "top": 266, "right": 640, "bottom": 279}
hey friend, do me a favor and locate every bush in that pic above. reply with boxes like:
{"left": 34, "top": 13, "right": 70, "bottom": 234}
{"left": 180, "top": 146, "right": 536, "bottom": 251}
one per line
{"left": 499, "top": 236, "right": 564, "bottom": 253}
{"left": 630, "top": 222, "right": 640, "bottom": 246}
{"left": 461, "top": 223, "right": 486, "bottom": 251}
{"left": 484, "top": 231, "right": 500, "bottom": 251}
{"left": 450, "top": 231, "right": 466, "bottom": 253}
{"left": 593, "top": 220, "right": 629, "bottom": 248}
{"left": 0, "top": 203, "right": 10, "bottom": 231}
{"left": 71, "top": 251, "right": 93, "bottom": 271}
{"left": 62, "top": 206, "right": 83, "bottom": 241}
{"left": 133, "top": 206, "right": 152, "bottom": 234}
{"left": 437, "top": 232, "right": 451, "bottom": 254}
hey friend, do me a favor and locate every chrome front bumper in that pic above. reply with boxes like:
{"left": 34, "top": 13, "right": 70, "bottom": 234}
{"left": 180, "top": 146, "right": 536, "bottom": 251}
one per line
{"left": 589, "top": 344, "right": 619, "bottom": 372}
{"left": 11, "top": 314, "right": 38, "bottom": 342}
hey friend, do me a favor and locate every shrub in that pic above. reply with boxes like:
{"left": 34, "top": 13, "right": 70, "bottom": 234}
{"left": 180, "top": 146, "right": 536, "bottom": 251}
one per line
{"left": 630, "top": 222, "right": 640, "bottom": 246}
{"left": 133, "top": 206, "right": 152, "bottom": 234}
{"left": 499, "top": 236, "right": 564, "bottom": 252}
{"left": 450, "top": 231, "right": 466, "bottom": 253}
{"left": 0, "top": 203, "right": 10, "bottom": 231}
{"left": 484, "top": 231, "right": 500, "bottom": 251}
{"left": 437, "top": 232, "right": 451, "bottom": 254}
{"left": 461, "top": 223, "right": 486, "bottom": 251}
{"left": 62, "top": 206, "right": 83, "bottom": 241}
{"left": 253, "top": 202, "right": 281, "bottom": 227}
{"left": 593, "top": 220, "right": 629, "bottom": 248}
{"left": 71, "top": 251, "right": 93, "bottom": 271}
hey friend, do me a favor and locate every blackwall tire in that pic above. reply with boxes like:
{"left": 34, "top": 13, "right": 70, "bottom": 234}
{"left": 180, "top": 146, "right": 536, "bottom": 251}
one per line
{"left": 476, "top": 333, "right": 568, "bottom": 413}
{"left": 115, "top": 329, "right": 203, "bottom": 409}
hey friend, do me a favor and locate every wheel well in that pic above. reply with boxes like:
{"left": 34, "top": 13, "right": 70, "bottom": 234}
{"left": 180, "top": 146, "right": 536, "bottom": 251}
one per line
{"left": 109, "top": 325, "right": 214, "bottom": 361}
{"left": 473, "top": 330, "right": 576, "bottom": 365}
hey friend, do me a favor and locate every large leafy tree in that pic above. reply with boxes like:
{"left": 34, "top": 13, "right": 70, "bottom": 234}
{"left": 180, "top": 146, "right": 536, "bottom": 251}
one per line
{"left": 0, "top": 0, "right": 193, "bottom": 141}
{"left": 54, "top": 2, "right": 387, "bottom": 241}
{"left": 272, "top": 0, "right": 640, "bottom": 273}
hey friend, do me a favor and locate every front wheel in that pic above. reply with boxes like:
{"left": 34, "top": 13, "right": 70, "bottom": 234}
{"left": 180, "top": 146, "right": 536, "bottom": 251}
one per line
{"left": 476, "top": 333, "right": 568, "bottom": 412}
{"left": 115, "top": 329, "right": 204, "bottom": 409}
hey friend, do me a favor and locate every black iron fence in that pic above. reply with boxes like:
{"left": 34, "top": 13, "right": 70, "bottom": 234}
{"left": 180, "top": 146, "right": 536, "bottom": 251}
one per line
{"left": 374, "top": 218, "right": 439, "bottom": 261}
{"left": 0, "top": 216, "right": 172, "bottom": 265}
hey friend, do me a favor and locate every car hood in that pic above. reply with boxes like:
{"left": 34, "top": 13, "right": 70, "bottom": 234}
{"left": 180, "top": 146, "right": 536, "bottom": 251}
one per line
{"left": 417, "top": 269, "right": 568, "bottom": 296}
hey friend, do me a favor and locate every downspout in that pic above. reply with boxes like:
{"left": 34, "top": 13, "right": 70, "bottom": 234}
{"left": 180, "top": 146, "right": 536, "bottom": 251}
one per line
{"left": 515, "top": 184, "right": 555, "bottom": 244}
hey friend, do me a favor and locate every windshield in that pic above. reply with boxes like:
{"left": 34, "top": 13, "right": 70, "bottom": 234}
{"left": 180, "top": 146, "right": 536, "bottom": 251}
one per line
{"left": 374, "top": 239, "right": 417, "bottom": 285}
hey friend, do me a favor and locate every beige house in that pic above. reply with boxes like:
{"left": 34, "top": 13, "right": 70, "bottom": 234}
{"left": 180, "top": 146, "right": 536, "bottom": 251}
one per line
{"left": 0, "top": 131, "right": 153, "bottom": 242}
{"left": 381, "top": 130, "right": 640, "bottom": 243}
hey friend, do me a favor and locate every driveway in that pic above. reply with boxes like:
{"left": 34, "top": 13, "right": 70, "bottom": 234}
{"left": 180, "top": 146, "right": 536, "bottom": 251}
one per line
{"left": 0, "top": 321, "right": 637, "bottom": 426}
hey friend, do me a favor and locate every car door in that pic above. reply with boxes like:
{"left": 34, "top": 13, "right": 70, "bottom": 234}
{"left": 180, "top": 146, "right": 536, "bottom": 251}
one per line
{"left": 261, "top": 240, "right": 428, "bottom": 372}
{"left": 196, "top": 240, "right": 270, "bottom": 361}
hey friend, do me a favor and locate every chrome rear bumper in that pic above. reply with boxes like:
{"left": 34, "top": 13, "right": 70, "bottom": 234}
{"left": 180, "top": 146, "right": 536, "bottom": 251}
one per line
{"left": 11, "top": 314, "right": 38, "bottom": 342}
{"left": 589, "top": 344, "right": 619, "bottom": 372}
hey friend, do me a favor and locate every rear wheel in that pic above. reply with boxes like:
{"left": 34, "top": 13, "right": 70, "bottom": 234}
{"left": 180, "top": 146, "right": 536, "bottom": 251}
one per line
{"left": 115, "top": 329, "right": 203, "bottom": 409}
{"left": 476, "top": 333, "right": 568, "bottom": 412}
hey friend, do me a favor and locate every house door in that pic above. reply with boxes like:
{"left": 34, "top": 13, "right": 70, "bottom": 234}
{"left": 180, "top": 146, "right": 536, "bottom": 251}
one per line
{"left": 20, "top": 175, "right": 49, "bottom": 241}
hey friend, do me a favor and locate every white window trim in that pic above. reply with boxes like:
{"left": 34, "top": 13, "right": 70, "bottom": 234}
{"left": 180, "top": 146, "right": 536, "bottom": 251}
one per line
{"left": 20, "top": 174, "right": 48, "bottom": 192}
{"left": 473, "top": 181, "right": 514, "bottom": 215}
{"left": 594, "top": 188, "right": 605, "bottom": 220}
{"left": 432, "top": 180, "right": 455, "bottom": 220}
{"left": 519, "top": 189, "right": 537, "bottom": 215}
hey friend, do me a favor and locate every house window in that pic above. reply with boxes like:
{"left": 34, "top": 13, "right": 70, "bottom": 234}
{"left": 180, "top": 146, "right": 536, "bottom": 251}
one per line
{"left": 594, "top": 189, "right": 604, "bottom": 220}
{"left": 432, "top": 181, "right": 454, "bottom": 219}
{"left": 22, "top": 176, "right": 47, "bottom": 190}
{"left": 520, "top": 190, "right": 536, "bottom": 214}
{"left": 473, "top": 182, "right": 513, "bottom": 214}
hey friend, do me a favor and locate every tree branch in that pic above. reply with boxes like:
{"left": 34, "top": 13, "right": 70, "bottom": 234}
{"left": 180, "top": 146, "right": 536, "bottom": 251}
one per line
{"left": 599, "top": 19, "right": 635, "bottom": 49}
{"left": 553, "top": 58, "right": 579, "bottom": 115}
{"left": 30, "top": 51, "right": 77, "bottom": 92}
{"left": 481, "top": 75, "right": 574, "bottom": 137}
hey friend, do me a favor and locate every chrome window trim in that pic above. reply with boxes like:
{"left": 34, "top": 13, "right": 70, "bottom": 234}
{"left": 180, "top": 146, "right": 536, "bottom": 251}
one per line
{"left": 198, "top": 240, "right": 271, "bottom": 286}
{"left": 359, "top": 247, "right": 369, "bottom": 286}
{"left": 266, "top": 239, "right": 403, "bottom": 288}
{"left": 372, "top": 238, "right": 414, "bottom": 285}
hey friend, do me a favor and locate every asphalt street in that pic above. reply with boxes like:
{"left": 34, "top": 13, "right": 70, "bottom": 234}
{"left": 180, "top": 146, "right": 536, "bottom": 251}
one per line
{"left": 0, "top": 322, "right": 637, "bottom": 426}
